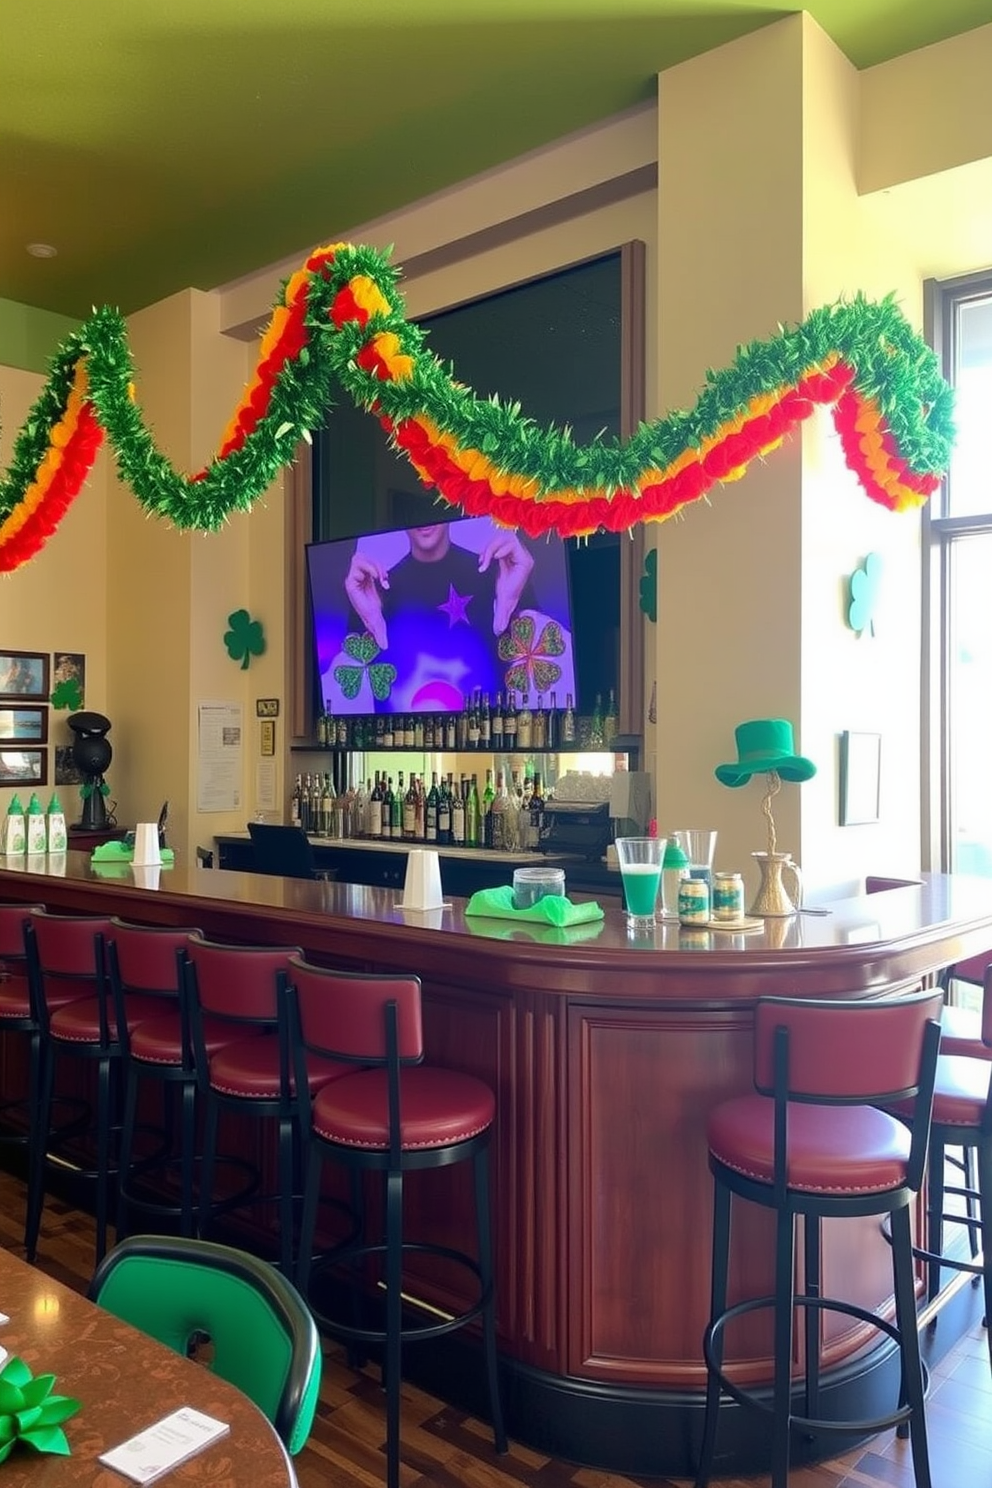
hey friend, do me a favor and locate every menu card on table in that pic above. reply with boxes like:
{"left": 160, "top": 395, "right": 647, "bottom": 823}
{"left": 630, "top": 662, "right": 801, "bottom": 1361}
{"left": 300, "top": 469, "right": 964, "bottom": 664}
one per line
{"left": 99, "top": 1406, "right": 230, "bottom": 1483}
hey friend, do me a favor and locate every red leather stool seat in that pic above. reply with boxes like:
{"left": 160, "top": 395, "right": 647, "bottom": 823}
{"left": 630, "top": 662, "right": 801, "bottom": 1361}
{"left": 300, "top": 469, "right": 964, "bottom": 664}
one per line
{"left": 708, "top": 1096, "right": 913, "bottom": 1193}
{"left": 50, "top": 992, "right": 162, "bottom": 1044}
{"left": 129, "top": 1010, "right": 237, "bottom": 1066}
{"left": 209, "top": 1035, "right": 344, "bottom": 1102}
{"left": 313, "top": 1066, "right": 496, "bottom": 1149}
{"left": 0, "top": 971, "right": 31, "bottom": 1019}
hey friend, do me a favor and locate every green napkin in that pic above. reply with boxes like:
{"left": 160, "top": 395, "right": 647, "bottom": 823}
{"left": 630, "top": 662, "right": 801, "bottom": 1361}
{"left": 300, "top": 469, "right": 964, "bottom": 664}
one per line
{"left": 0, "top": 1354, "right": 80, "bottom": 1461}
{"left": 91, "top": 841, "right": 175, "bottom": 865}
{"left": 466, "top": 916, "right": 605, "bottom": 945}
{"left": 465, "top": 885, "right": 604, "bottom": 927}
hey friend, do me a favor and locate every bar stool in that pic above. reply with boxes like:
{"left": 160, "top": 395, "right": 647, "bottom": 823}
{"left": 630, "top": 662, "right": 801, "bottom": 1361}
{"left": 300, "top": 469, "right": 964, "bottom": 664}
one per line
{"left": 183, "top": 935, "right": 345, "bottom": 1277}
{"left": 892, "top": 965, "right": 992, "bottom": 1373}
{"left": 106, "top": 919, "right": 209, "bottom": 1241}
{"left": 0, "top": 902, "right": 45, "bottom": 1180}
{"left": 939, "top": 949, "right": 992, "bottom": 1055}
{"left": 695, "top": 988, "right": 943, "bottom": 1488}
{"left": 23, "top": 909, "right": 128, "bottom": 1265}
{"left": 284, "top": 955, "right": 506, "bottom": 1488}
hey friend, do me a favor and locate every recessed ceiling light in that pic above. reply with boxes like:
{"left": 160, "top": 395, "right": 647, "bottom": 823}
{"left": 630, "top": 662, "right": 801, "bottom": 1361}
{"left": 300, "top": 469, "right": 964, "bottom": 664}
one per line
{"left": 26, "top": 242, "right": 57, "bottom": 259}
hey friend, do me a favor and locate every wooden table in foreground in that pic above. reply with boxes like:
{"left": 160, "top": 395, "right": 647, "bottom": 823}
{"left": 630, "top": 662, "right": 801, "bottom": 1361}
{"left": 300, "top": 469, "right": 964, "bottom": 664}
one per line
{"left": 2, "top": 855, "right": 991, "bottom": 1475}
{"left": 0, "top": 1245, "right": 296, "bottom": 1485}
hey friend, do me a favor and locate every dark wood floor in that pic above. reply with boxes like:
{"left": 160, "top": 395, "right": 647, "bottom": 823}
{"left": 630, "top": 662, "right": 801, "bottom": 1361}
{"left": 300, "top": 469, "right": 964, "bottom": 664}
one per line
{"left": 1, "top": 1169, "right": 989, "bottom": 1488}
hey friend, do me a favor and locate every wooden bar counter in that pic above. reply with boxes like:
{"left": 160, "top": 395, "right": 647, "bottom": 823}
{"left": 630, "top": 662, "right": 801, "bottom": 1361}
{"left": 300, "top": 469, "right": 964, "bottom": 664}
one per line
{"left": 2, "top": 854, "right": 991, "bottom": 1475}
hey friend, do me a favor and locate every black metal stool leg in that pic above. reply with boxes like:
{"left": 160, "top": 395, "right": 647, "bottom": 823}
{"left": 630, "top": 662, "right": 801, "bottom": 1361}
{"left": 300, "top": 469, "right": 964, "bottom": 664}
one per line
{"left": 977, "top": 1138, "right": 992, "bottom": 1374}
{"left": 384, "top": 1166, "right": 403, "bottom": 1488}
{"left": 25, "top": 1043, "right": 56, "bottom": 1262}
{"left": 94, "top": 1052, "right": 114, "bottom": 1264}
{"left": 179, "top": 1079, "right": 197, "bottom": 1238}
{"left": 278, "top": 1110, "right": 295, "bottom": 1278}
{"left": 771, "top": 1203, "right": 797, "bottom": 1488}
{"left": 803, "top": 1214, "right": 822, "bottom": 1428}
{"left": 890, "top": 1204, "right": 932, "bottom": 1488}
{"left": 695, "top": 1178, "right": 731, "bottom": 1488}
{"left": 473, "top": 1144, "right": 506, "bottom": 1452}
{"left": 927, "top": 1134, "right": 947, "bottom": 1302}
{"left": 115, "top": 1064, "right": 140, "bottom": 1242}
{"left": 198, "top": 1096, "right": 220, "bottom": 1242}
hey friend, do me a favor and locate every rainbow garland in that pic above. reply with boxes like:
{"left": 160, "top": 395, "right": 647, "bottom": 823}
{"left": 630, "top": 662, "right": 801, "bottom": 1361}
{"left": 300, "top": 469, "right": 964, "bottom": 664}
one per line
{"left": 0, "top": 242, "right": 954, "bottom": 571}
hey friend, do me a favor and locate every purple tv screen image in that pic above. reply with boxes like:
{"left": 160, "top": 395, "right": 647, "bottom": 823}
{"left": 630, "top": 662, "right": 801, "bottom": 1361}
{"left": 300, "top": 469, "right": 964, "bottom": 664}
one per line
{"left": 307, "top": 514, "right": 577, "bottom": 716}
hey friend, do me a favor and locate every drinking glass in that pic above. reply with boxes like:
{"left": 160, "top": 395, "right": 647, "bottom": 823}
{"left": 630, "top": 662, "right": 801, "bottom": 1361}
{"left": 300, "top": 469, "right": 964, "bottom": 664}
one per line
{"left": 616, "top": 836, "right": 666, "bottom": 930}
{"left": 674, "top": 829, "right": 717, "bottom": 888}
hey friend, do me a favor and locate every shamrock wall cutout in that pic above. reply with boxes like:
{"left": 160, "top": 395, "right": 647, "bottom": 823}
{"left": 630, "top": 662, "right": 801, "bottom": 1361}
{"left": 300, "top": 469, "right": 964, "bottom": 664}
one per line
{"left": 50, "top": 677, "right": 84, "bottom": 711}
{"left": 224, "top": 609, "right": 266, "bottom": 669}
{"left": 639, "top": 548, "right": 657, "bottom": 623}
{"left": 848, "top": 552, "right": 882, "bottom": 636}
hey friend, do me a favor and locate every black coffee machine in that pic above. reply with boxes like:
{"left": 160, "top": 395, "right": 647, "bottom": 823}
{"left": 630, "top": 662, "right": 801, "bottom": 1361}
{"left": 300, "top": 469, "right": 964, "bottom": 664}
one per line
{"left": 67, "top": 711, "right": 112, "bottom": 831}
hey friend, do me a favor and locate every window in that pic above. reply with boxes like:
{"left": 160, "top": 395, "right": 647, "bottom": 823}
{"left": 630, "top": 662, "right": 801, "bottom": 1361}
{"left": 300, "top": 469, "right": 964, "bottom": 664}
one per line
{"left": 927, "top": 273, "right": 992, "bottom": 875}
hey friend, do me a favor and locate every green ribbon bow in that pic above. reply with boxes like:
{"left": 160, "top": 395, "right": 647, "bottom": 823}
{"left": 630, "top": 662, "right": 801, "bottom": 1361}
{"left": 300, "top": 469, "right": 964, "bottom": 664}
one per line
{"left": 0, "top": 1355, "right": 80, "bottom": 1461}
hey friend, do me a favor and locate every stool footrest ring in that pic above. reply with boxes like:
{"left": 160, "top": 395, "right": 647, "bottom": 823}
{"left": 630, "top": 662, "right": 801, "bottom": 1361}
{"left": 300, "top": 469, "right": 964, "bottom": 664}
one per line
{"left": 703, "top": 1292, "right": 928, "bottom": 1437}
{"left": 308, "top": 1239, "right": 491, "bottom": 1346}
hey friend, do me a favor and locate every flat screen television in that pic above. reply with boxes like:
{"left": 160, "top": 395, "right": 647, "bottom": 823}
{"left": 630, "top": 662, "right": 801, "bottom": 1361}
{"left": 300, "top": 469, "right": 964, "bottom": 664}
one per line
{"left": 307, "top": 514, "right": 577, "bottom": 716}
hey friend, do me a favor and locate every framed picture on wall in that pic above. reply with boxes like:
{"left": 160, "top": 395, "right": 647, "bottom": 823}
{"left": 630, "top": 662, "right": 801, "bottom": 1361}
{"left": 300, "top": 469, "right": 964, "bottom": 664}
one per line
{"left": 0, "top": 748, "right": 47, "bottom": 786}
{"left": 0, "top": 652, "right": 49, "bottom": 702}
{"left": 840, "top": 731, "right": 882, "bottom": 826}
{"left": 0, "top": 707, "right": 48, "bottom": 744}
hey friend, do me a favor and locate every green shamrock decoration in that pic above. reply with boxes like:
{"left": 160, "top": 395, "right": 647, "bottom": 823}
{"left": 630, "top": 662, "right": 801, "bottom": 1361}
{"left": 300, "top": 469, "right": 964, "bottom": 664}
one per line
{"left": 639, "top": 547, "right": 658, "bottom": 622}
{"left": 333, "top": 632, "right": 397, "bottom": 701}
{"left": 50, "top": 677, "right": 84, "bottom": 711}
{"left": 848, "top": 552, "right": 882, "bottom": 636}
{"left": 0, "top": 1354, "right": 80, "bottom": 1462}
{"left": 224, "top": 609, "right": 266, "bottom": 669}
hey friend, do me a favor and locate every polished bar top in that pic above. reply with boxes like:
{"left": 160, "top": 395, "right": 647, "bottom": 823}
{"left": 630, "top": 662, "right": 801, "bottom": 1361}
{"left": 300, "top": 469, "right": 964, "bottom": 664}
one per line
{"left": 2, "top": 852, "right": 991, "bottom": 1002}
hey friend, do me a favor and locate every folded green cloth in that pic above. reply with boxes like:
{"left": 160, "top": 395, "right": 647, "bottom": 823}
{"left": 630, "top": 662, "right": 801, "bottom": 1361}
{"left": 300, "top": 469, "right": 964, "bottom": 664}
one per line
{"left": 465, "top": 885, "right": 604, "bottom": 927}
{"left": 466, "top": 916, "right": 605, "bottom": 945}
{"left": 91, "top": 841, "right": 175, "bottom": 864}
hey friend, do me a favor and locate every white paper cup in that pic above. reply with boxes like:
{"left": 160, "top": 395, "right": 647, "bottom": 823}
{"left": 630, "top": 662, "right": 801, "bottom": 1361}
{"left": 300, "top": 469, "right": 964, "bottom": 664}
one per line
{"left": 401, "top": 848, "right": 443, "bottom": 910}
{"left": 132, "top": 822, "right": 162, "bottom": 867}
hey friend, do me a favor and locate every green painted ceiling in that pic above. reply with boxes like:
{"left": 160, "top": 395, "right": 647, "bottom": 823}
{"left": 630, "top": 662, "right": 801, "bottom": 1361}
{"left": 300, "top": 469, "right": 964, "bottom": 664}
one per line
{"left": 3, "top": 0, "right": 989, "bottom": 318}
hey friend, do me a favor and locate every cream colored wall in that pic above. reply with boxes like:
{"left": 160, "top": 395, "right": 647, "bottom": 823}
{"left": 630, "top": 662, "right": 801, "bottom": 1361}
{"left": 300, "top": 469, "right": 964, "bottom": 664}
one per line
{"left": 800, "top": 16, "right": 927, "bottom": 897}
{"left": 106, "top": 288, "right": 272, "bottom": 864}
{"left": 655, "top": 19, "right": 805, "bottom": 895}
{"left": 0, "top": 364, "right": 109, "bottom": 824}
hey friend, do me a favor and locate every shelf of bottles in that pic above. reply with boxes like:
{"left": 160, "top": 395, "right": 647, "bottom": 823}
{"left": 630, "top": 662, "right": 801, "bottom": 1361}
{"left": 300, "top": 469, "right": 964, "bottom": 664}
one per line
{"left": 291, "top": 689, "right": 626, "bottom": 851}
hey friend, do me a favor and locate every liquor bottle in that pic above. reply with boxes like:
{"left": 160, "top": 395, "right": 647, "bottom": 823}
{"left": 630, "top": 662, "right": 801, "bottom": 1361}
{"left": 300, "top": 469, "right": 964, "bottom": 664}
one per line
{"left": 368, "top": 774, "right": 383, "bottom": 840}
{"left": 424, "top": 713, "right": 435, "bottom": 750}
{"left": 375, "top": 716, "right": 385, "bottom": 749}
{"left": 517, "top": 692, "right": 533, "bottom": 749}
{"left": 320, "top": 772, "right": 333, "bottom": 837}
{"left": 290, "top": 774, "right": 302, "bottom": 828}
{"left": 336, "top": 714, "right": 349, "bottom": 748}
{"left": 546, "top": 690, "right": 558, "bottom": 750}
{"left": 381, "top": 777, "right": 394, "bottom": 839}
{"left": 590, "top": 693, "right": 605, "bottom": 748}
{"left": 465, "top": 774, "right": 481, "bottom": 847}
{"left": 451, "top": 780, "right": 466, "bottom": 845}
{"left": 533, "top": 694, "right": 546, "bottom": 750}
{"left": 317, "top": 709, "right": 328, "bottom": 747}
{"left": 489, "top": 771, "right": 508, "bottom": 850}
{"left": 529, "top": 773, "right": 545, "bottom": 850}
{"left": 504, "top": 690, "right": 518, "bottom": 748}
{"left": 403, "top": 773, "right": 417, "bottom": 839}
{"left": 390, "top": 773, "right": 403, "bottom": 839}
{"left": 604, "top": 687, "right": 619, "bottom": 747}
{"left": 414, "top": 713, "right": 425, "bottom": 750}
{"left": 492, "top": 692, "right": 505, "bottom": 750}
{"left": 503, "top": 773, "right": 521, "bottom": 851}
{"left": 382, "top": 714, "right": 394, "bottom": 749}
{"left": 404, "top": 715, "right": 416, "bottom": 749}
{"left": 480, "top": 693, "right": 491, "bottom": 750}
{"left": 425, "top": 772, "right": 440, "bottom": 843}
{"left": 562, "top": 692, "right": 576, "bottom": 745}
{"left": 468, "top": 692, "right": 481, "bottom": 749}
{"left": 482, "top": 768, "right": 496, "bottom": 848}
{"left": 445, "top": 711, "right": 457, "bottom": 751}
{"left": 414, "top": 776, "right": 426, "bottom": 840}
{"left": 437, "top": 774, "right": 452, "bottom": 845}
{"left": 457, "top": 700, "right": 469, "bottom": 750}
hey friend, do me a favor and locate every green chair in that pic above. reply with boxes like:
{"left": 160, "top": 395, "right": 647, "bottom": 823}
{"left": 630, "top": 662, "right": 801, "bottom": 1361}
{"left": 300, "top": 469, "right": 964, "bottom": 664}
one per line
{"left": 88, "top": 1234, "right": 321, "bottom": 1455}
